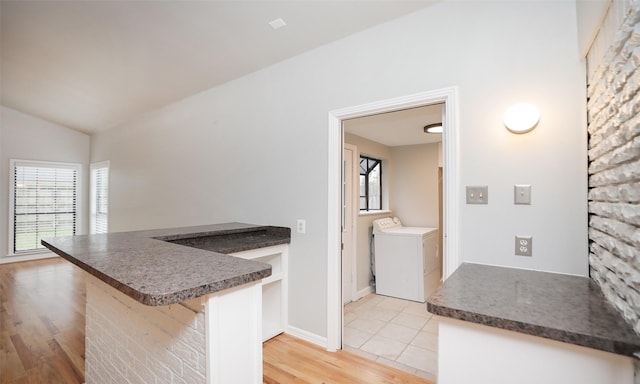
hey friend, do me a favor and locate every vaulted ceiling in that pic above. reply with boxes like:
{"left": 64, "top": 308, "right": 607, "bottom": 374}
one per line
{"left": 1, "top": 1, "right": 433, "bottom": 134}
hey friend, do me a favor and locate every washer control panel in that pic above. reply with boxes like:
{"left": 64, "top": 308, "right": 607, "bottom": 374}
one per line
{"left": 373, "top": 217, "right": 401, "bottom": 233}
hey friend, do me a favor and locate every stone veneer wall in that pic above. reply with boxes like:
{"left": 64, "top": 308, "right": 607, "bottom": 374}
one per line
{"left": 587, "top": 3, "right": 640, "bottom": 335}
{"left": 85, "top": 276, "right": 206, "bottom": 384}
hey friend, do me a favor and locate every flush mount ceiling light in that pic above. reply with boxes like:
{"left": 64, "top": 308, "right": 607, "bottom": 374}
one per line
{"left": 503, "top": 103, "right": 540, "bottom": 134}
{"left": 424, "top": 123, "right": 443, "bottom": 134}
{"left": 268, "top": 18, "right": 287, "bottom": 30}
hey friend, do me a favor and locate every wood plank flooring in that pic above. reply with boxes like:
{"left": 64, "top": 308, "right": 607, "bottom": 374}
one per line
{"left": 1, "top": 257, "right": 432, "bottom": 384}
{"left": 263, "top": 333, "right": 432, "bottom": 384}
{"left": 1, "top": 258, "right": 85, "bottom": 384}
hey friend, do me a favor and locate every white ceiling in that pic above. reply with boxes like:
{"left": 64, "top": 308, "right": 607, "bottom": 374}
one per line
{"left": 0, "top": 1, "right": 434, "bottom": 134}
{"left": 344, "top": 104, "right": 443, "bottom": 147}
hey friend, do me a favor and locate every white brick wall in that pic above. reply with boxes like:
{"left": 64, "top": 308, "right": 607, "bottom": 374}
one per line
{"left": 587, "top": 2, "right": 640, "bottom": 335}
{"left": 85, "top": 275, "right": 206, "bottom": 384}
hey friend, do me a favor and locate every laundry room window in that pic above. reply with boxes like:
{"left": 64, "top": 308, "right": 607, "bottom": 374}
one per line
{"left": 359, "top": 155, "right": 382, "bottom": 211}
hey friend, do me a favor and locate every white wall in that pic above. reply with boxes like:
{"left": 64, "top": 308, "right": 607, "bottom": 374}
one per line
{"left": 575, "top": 0, "right": 610, "bottom": 56}
{"left": 91, "top": 1, "right": 587, "bottom": 339}
{"left": 0, "top": 106, "right": 90, "bottom": 259}
{"left": 390, "top": 143, "right": 440, "bottom": 228}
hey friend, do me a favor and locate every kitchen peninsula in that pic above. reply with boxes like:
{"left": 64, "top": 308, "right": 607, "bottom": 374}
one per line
{"left": 42, "top": 222, "right": 290, "bottom": 384}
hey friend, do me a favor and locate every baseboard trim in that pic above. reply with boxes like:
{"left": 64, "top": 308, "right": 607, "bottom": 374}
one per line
{"left": 0, "top": 253, "right": 59, "bottom": 264}
{"left": 285, "top": 326, "right": 328, "bottom": 350}
{"left": 354, "top": 286, "right": 373, "bottom": 301}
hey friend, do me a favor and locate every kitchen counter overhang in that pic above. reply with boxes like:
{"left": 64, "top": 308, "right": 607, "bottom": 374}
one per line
{"left": 428, "top": 263, "right": 640, "bottom": 383}
{"left": 427, "top": 263, "right": 640, "bottom": 358}
{"left": 41, "top": 222, "right": 291, "bottom": 306}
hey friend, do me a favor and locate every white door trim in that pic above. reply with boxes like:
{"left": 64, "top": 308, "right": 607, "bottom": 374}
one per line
{"left": 326, "top": 87, "right": 461, "bottom": 351}
{"left": 343, "top": 143, "right": 358, "bottom": 304}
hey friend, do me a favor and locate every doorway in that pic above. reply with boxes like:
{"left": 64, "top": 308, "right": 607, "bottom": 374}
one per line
{"left": 341, "top": 104, "right": 443, "bottom": 379}
{"left": 343, "top": 103, "right": 443, "bottom": 302}
{"left": 326, "top": 87, "right": 460, "bottom": 352}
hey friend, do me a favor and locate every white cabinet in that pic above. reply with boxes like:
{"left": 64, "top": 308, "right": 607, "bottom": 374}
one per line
{"left": 231, "top": 244, "right": 288, "bottom": 342}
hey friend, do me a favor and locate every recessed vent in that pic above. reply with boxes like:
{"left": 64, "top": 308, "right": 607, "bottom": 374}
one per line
{"left": 268, "top": 18, "right": 286, "bottom": 30}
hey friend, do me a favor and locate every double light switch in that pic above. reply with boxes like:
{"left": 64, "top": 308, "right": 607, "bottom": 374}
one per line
{"left": 466, "top": 186, "right": 488, "bottom": 204}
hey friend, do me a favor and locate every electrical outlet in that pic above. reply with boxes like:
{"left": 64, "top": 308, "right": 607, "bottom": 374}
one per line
{"left": 297, "top": 219, "right": 306, "bottom": 234}
{"left": 515, "top": 236, "right": 532, "bottom": 256}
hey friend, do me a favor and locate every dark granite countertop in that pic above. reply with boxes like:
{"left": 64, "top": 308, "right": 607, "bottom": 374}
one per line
{"left": 427, "top": 263, "right": 640, "bottom": 358}
{"left": 42, "top": 223, "right": 291, "bottom": 306}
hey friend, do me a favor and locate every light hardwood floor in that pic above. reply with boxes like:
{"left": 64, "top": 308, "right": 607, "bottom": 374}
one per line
{"left": 1, "top": 258, "right": 432, "bottom": 384}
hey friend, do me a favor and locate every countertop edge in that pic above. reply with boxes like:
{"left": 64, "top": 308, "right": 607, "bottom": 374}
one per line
{"left": 44, "top": 240, "right": 274, "bottom": 306}
{"left": 426, "top": 302, "right": 640, "bottom": 357}
{"left": 43, "top": 241, "right": 157, "bottom": 305}
{"left": 42, "top": 223, "right": 290, "bottom": 306}
{"left": 213, "top": 239, "right": 290, "bottom": 254}
{"left": 426, "top": 263, "right": 640, "bottom": 359}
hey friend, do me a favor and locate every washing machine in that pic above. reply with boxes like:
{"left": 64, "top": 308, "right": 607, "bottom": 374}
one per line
{"left": 373, "top": 217, "right": 440, "bottom": 303}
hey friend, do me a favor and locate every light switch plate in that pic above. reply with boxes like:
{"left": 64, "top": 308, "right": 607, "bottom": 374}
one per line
{"left": 514, "top": 184, "right": 531, "bottom": 205}
{"left": 466, "top": 186, "right": 488, "bottom": 204}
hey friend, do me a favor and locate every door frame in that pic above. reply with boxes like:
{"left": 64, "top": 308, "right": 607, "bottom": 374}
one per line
{"left": 326, "top": 86, "right": 460, "bottom": 351}
{"left": 343, "top": 143, "right": 358, "bottom": 304}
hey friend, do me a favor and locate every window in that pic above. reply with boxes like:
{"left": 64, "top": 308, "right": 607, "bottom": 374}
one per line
{"left": 9, "top": 160, "right": 80, "bottom": 255}
{"left": 90, "top": 161, "right": 109, "bottom": 234}
{"left": 359, "top": 155, "right": 382, "bottom": 211}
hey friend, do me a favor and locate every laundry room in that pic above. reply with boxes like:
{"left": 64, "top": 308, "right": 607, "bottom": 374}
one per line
{"left": 341, "top": 104, "right": 444, "bottom": 379}
{"left": 343, "top": 104, "right": 444, "bottom": 303}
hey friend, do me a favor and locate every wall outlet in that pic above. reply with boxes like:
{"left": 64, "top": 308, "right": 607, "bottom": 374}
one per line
{"left": 297, "top": 219, "right": 306, "bottom": 234}
{"left": 515, "top": 236, "right": 532, "bottom": 256}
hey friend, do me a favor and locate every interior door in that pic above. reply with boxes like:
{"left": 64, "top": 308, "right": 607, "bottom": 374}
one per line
{"left": 342, "top": 144, "right": 356, "bottom": 304}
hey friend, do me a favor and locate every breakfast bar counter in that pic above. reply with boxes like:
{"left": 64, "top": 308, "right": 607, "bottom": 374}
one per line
{"left": 427, "top": 263, "right": 640, "bottom": 384}
{"left": 42, "top": 222, "right": 291, "bottom": 384}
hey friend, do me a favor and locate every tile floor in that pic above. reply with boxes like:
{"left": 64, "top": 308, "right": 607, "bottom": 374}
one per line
{"left": 343, "top": 294, "right": 439, "bottom": 382}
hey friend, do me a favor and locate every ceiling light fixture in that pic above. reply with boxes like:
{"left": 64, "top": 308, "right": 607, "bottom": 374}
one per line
{"left": 268, "top": 18, "right": 287, "bottom": 30}
{"left": 503, "top": 103, "right": 540, "bottom": 134}
{"left": 424, "top": 123, "right": 443, "bottom": 134}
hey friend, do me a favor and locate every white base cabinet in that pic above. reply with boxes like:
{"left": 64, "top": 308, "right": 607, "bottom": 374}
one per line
{"left": 439, "top": 318, "right": 634, "bottom": 384}
{"left": 231, "top": 244, "right": 288, "bottom": 341}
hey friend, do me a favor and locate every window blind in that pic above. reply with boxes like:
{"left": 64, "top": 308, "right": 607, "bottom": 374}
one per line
{"left": 91, "top": 163, "right": 109, "bottom": 234}
{"left": 12, "top": 162, "right": 79, "bottom": 254}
